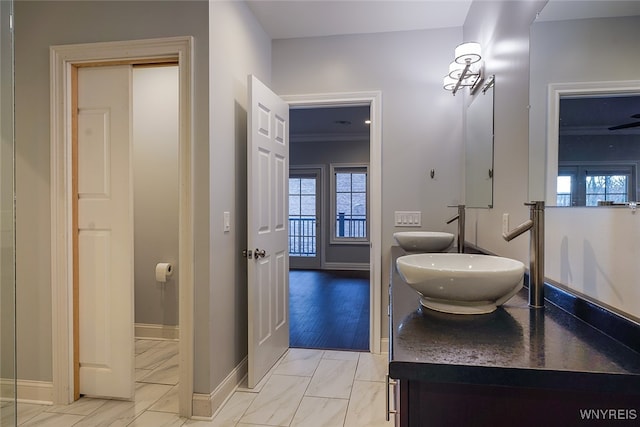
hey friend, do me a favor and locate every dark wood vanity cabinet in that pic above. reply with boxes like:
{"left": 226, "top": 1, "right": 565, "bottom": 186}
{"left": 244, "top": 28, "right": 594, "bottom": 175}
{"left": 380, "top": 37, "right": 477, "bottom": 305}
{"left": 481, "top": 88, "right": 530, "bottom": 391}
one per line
{"left": 388, "top": 247, "right": 640, "bottom": 427}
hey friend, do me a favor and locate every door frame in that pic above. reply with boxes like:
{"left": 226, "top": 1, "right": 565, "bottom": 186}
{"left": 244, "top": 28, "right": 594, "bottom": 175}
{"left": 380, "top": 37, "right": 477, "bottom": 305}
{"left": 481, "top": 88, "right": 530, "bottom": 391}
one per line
{"left": 283, "top": 92, "right": 382, "bottom": 353}
{"left": 50, "top": 37, "right": 194, "bottom": 417}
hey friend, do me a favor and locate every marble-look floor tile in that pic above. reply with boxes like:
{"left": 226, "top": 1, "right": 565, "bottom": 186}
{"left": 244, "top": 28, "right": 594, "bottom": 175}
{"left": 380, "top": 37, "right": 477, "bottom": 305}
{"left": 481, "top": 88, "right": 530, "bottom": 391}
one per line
{"left": 72, "top": 399, "right": 137, "bottom": 427}
{"left": 135, "top": 339, "right": 161, "bottom": 355}
{"left": 129, "top": 410, "right": 186, "bottom": 427}
{"left": 236, "top": 424, "right": 273, "bottom": 427}
{"left": 135, "top": 340, "right": 179, "bottom": 370}
{"left": 46, "top": 396, "right": 107, "bottom": 416}
{"left": 136, "top": 368, "right": 154, "bottom": 382}
{"left": 20, "top": 411, "right": 84, "bottom": 427}
{"left": 200, "top": 391, "right": 256, "bottom": 427}
{"left": 139, "top": 353, "right": 179, "bottom": 385}
{"left": 239, "top": 374, "right": 309, "bottom": 426}
{"left": 273, "top": 348, "right": 323, "bottom": 377}
{"left": 149, "top": 385, "right": 180, "bottom": 414}
{"left": 15, "top": 402, "right": 48, "bottom": 425}
{"left": 236, "top": 350, "right": 287, "bottom": 393}
{"left": 306, "top": 359, "right": 357, "bottom": 399}
{"left": 322, "top": 350, "right": 360, "bottom": 361}
{"left": 355, "top": 352, "right": 388, "bottom": 382}
{"left": 343, "top": 380, "right": 394, "bottom": 427}
{"left": 133, "top": 382, "right": 175, "bottom": 414}
{"left": 290, "top": 396, "right": 348, "bottom": 427}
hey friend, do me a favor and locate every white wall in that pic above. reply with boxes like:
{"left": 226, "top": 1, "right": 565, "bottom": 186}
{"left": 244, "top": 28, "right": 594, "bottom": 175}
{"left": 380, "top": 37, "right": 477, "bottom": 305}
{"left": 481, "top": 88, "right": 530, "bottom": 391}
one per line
{"left": 207, "top": 0, "right": 271, "bottom": 394}
{"left": 529, "top": 16, "right": 640, "bottom": 319}
{"left": 133, "top": 66, "right": 179, "bottom": 327}
{"left": 273, "top": 28, "right": 465, "bottom": 338}
{"left": 462, "top": 0, "right": 545, "bottom": 266}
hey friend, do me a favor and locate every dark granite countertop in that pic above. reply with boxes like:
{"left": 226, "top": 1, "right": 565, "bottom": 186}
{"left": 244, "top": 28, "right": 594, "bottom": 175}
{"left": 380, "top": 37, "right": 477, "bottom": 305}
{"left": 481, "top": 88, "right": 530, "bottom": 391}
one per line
{"left": 388, "top": 246, "right": 640, "bottom": 394}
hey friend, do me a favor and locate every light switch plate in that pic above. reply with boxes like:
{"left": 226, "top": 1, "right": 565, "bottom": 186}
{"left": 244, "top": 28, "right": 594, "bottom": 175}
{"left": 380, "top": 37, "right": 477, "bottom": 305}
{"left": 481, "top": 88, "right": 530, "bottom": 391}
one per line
{"left": 223, "top": 211, "right": 231, "bottom": 232}
{"left": 394, "top": 211, "right": 422, "bottom": 227}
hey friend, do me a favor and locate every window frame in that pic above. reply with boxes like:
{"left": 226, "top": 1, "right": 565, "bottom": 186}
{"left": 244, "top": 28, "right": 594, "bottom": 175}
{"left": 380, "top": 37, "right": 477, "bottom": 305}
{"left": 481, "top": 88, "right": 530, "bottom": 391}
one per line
{"left": 330, "top": 163, "right": 370, "bottom": 245}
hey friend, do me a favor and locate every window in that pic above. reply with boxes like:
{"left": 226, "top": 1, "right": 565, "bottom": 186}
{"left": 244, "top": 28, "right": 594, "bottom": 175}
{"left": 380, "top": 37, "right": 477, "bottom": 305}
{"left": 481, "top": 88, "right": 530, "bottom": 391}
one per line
{"left": 556, "top": 175, "right": 573, "bottom": 206}
{"left": 585, "top": 173, "right": 629, "bottom": 206}
{"left": 557, "top": 164, "right": 635, "bottom": 206}
{"left": 288, "top": 176, "right": 317, "bottom": 257}
{"left": 331, "top": 165, "right": 368, "bottom": 243}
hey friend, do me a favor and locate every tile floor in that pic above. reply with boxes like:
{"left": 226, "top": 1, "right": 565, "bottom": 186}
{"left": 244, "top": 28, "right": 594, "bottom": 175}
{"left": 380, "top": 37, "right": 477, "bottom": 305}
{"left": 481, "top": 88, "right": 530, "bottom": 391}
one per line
{"left": 12, "top": 340, "right": 393, "bottom": 427}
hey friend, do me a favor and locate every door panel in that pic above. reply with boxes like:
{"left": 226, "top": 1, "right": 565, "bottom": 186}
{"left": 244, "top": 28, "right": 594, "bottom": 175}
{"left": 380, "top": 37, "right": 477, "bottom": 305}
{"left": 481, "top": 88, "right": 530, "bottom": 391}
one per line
{"left": 247, "top": 75, "right": 290, "bottom": 388}
{"left": 77, "top": 65, "right": 134, "bottom": 399}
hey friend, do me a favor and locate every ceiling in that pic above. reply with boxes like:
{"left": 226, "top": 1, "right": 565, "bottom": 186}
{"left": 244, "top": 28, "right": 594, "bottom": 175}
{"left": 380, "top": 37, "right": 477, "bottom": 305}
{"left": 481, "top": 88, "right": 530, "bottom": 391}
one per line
{"left": 290, "top": 106, "right": 371, "bottom": 143}
{"left": 246, "top": 0, "right": 473, "bottom": 40}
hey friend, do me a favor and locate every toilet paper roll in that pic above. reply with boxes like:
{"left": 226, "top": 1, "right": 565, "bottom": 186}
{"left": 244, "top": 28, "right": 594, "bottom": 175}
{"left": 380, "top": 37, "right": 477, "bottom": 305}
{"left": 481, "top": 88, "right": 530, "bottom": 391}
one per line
{"left": 155, "top": 263, "right": 173, "bottom": 282}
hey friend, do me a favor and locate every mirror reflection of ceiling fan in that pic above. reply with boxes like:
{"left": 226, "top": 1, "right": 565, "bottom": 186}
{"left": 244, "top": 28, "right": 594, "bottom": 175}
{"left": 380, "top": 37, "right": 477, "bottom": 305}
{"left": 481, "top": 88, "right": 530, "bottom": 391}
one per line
{"left": 608, "top": 113, "right": 640, "bottom": 130}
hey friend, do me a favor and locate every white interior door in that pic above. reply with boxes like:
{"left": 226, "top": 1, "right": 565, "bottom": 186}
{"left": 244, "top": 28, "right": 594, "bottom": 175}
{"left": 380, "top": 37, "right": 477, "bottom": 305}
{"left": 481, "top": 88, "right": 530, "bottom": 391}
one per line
{"left": 247, "top": 75, "right": 290, "bottom": 388}
{"left": 77, "top": 65, "right": 134, "bottom": 399}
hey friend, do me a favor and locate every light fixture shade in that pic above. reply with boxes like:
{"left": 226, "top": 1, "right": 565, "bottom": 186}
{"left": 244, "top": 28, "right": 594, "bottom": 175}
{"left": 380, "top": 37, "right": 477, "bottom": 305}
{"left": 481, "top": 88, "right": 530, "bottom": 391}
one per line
{"left": 448, "top": 61, "right": 465, "bottom": 79}
{"left": 443, "top": 75, "right": 457, "bottom": 91}
{"left": 455, "top": 42, "right": 482, "bottom": 64}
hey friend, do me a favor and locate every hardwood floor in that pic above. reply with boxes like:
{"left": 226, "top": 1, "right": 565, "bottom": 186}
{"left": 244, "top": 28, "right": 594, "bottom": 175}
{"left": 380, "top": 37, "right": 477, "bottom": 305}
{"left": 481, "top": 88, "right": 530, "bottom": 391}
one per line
{"left": 289, "top": 270, "right": 370, "bottom": 351}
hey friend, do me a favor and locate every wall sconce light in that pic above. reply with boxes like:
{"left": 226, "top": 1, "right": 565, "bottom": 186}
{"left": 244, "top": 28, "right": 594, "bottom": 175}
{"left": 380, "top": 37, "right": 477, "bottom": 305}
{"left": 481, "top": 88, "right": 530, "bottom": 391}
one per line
{"left": 443, "top": 42, "right": 483, "bottom": 95}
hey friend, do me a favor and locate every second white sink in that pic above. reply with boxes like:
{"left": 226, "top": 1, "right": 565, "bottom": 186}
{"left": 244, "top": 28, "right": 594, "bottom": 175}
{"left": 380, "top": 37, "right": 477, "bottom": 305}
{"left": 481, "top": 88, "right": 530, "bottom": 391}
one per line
{"left": 396, "top": 253, "right": 525, "bottom": 314}
{"left": 393, "top": 231, "right": 454, "bottom": 253}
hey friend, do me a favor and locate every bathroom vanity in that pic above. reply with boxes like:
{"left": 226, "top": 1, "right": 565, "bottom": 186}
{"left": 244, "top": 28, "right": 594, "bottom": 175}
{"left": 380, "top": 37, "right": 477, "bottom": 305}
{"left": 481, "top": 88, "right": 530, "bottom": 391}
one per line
{"left": 388, "top": 246, "right": 640, "bottom": 427}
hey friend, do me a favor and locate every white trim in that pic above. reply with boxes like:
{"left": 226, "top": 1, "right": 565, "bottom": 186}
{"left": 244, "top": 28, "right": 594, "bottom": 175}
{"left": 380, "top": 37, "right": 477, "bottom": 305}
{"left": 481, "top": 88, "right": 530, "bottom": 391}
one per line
{"left": 283, "top": 91, "right": 383, "bottom": 354}
{"left": 134, "top": 323, "right": 180, "bottom": 341}
{"left": 191, "top": 357, "right": 248, "bottom": 420}
{"left": 49, "top": 37, "right": 195, "bottom": 417}
{"left": 323, "top": 262, "right": 370, "bottom": 271}
{"left": 0, "top": 379, "right": 54, "bottom": 405}
{"left": 546, "top": 80, "right": 640, "bottom": 205}
{"left": 380, "top": 338, "right": 390, "bottom": 354}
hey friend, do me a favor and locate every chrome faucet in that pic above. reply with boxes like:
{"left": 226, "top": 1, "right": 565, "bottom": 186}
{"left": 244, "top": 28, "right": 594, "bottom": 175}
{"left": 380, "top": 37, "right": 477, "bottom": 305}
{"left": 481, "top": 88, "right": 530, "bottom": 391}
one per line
{"left": 502, "top": 201, "right": 545, "bottom": 309}
{"left": 446, "top": 204, "right": 465, "bottom": 253}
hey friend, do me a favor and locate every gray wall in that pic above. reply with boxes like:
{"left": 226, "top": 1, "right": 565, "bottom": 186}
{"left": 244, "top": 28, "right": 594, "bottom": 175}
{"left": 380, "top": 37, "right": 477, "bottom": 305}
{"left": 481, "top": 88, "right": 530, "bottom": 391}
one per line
{"left": 133, "top": 66, "right": 179, "bottom": 327}
{"left": 207, "top": 0, "right": 271, "bottom": 395}
{"left": 273, "top": 28, "right": 465, "bottom": 339}
{"left": 15, "top": 0, "right": 209, "bottom": 384}
{"left": 290, "top": 138, "right": 370, "bottom": 266}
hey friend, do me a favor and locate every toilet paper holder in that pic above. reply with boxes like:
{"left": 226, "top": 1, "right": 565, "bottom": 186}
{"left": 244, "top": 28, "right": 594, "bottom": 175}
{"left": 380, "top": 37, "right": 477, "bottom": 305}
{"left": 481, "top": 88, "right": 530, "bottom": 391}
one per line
{"left": 155, "top": 263, "right": 173, "bottom": 282}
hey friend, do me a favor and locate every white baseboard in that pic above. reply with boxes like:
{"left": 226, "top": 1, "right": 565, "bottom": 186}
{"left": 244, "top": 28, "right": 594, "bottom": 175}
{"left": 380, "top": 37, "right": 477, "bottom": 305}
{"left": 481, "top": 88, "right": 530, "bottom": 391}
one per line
{"left": 191, "top": 357, "right": 248, "bottom": 419}
{"left": 323, "top": 262, "right": 370, "bottom": 271}
{"left": 1, "top": 379, "right": 53, "bottom": 405}
{"left": 135, "top": 323, "right": 179, "bottom": 340}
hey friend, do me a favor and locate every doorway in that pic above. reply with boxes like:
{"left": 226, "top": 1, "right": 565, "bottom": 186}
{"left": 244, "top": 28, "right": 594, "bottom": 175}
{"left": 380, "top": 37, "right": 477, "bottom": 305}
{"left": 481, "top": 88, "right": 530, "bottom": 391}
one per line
{"left": 50, "top": 37, "right": 194, "bottom": 417}
{"left": 284, "top": 92, "right": 381, "bottom": 353}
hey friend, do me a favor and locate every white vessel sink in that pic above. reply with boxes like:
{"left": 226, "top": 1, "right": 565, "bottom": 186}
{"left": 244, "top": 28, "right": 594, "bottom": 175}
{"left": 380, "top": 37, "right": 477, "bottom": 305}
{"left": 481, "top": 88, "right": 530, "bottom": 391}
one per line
{"left": 396, "top": 253, "right": 525, "bottom": 314}
{"left": 393, "top": 231, "right": 454, "bottom": 253}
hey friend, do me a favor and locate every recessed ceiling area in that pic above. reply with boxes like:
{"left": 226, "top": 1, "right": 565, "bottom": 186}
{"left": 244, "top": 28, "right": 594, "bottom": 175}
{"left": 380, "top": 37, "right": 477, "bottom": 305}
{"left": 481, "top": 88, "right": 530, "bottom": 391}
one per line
{"left": 246, "top": 0, "right": 473, "bottom": 40}
{"left": 290, "top": 106, "right": 370, "bottom": 143}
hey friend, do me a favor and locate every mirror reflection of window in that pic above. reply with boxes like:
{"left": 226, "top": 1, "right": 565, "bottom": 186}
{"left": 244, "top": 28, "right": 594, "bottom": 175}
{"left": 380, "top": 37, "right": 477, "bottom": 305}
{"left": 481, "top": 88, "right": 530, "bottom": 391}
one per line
{"left": 557, "top": 94, "right": 639, "bottom": 206}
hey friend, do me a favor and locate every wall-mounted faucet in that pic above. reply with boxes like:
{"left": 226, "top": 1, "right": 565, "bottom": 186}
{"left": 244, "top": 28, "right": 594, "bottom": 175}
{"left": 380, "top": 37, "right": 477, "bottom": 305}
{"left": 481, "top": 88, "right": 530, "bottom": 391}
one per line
{"left": 502, "top": 201, "right": 545, "bottom": 309}
{"left": 446, "top": 204, "right": 465, "bottom": 253}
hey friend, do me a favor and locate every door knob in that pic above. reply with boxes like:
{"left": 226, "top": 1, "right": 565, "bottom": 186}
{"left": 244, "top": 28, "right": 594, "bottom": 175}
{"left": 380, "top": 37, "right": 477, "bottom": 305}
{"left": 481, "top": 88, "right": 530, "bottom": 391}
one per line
{"left": 254, "top": 249, "right": 266, "bottom": 259}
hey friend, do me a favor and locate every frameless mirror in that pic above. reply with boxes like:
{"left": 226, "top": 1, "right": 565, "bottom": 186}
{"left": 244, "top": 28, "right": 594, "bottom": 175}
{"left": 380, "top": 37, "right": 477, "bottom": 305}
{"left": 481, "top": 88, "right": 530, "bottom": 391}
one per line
{"left": 528, "top": 0, "right": 640, "bottom": 206}
{"left": 465, "top": 76, "right": 495, "bottom": 208}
